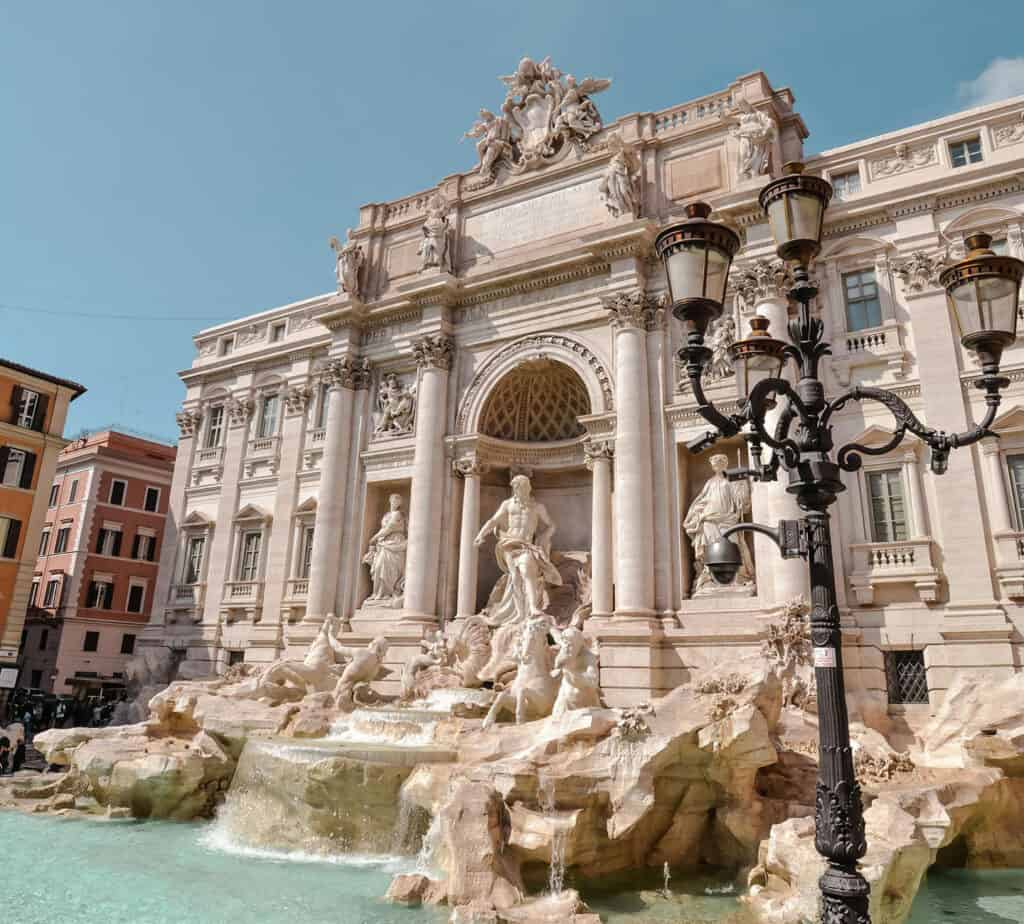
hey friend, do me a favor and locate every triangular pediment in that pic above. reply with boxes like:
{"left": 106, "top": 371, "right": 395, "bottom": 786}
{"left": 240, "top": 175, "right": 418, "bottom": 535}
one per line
{"left": 295, "top": 496, "right": 318, "bottom": 514}
{"left": 846, "top": 424, "right": 901, "bottom": 450}
{"left": 182, "top": 510, "right": 212, "bottom": 527}
{"left": 944, "top": 206, "right": 1022, "bottom": 238}
{"left": 819, "top": 235, "right": 894, "bottom": 260}
{"left": 234, "top": 503, "right": 271, "bottom": 523}
{"left": 992, "top": 405, "right": 1024, "bottom": 435}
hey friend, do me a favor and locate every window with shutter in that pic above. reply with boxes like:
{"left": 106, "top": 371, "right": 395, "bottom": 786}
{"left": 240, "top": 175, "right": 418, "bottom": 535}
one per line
{"left": 0, "top": 517, "right": 21, "bottom": 558}
{"left": 15, "top": 389, "right": 40, "bottom": 429}
{"left": 1, "top": 448, "right": 23, "bottom": 487}
{"left": 126, "top": 584, "right": 145, "bottom": 613}
{"left": 9, "top": 385, "right": 22, "bottom": 425}
{"left": 19, "top": 451, "right": 36, "bottom": 489}
{"left": 43, "top": 579, "right": 60, "bottom": 607}
{"left": 109, "top": 480, "right": 127, "bottom": 506}
{"left": 32, "top": 393, "right": 49, "bottom": 432}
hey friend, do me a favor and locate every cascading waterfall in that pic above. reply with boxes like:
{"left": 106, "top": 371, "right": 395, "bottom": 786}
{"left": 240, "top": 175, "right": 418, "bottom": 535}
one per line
{"left": 415, "top": 813, "right": 442, "bottom": 874}
{"left": 663, "top": 861, "right": 671, "bottom": 897}
{"left": 539, "top": 776, "right": 567, "bottom": 896}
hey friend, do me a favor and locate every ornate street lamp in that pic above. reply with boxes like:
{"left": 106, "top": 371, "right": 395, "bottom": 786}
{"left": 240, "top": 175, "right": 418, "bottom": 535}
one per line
{"left": 661, "top": 163, "right": 1024, "bottom": 924}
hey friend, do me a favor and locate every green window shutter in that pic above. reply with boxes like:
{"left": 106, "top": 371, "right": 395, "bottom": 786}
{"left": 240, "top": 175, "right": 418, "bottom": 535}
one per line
{"left": 19, "top": 451, "right": 36, "bottom": 489}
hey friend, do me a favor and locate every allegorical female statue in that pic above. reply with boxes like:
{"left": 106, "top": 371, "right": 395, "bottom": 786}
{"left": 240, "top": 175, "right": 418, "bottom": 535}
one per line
{"left": 362, "top": 494, "right": 407, "bottom": 607}
{"left": 684, "top": 453, "right": 754, "bottom": 595}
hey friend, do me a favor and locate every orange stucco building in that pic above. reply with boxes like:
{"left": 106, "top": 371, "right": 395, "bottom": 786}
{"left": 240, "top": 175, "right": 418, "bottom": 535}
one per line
{"left": 0, "top": 360, "right": 86, "bottom": 692}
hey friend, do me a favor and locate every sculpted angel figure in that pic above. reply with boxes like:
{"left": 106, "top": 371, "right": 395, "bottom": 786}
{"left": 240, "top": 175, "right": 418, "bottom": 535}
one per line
{"left": 553, "top": 75, "right": 610, "bottom": 141}
{"left": 374, "top": 373, "right": 416, "bottom": 435}
{"left": 732, "top": 98, "right": 776, "bottom": 179}
{"left": 599, "top": 133, "right": 641, "bottom": 218}
{"left": 684, "top": 454, "right": 754, "bottom": 595}
{"left": 362, "top": 494, "right": 407, "bottom": 607}
{"left": 333, "top": 637, "right": 390, "bottom": 709}
{"left": 499, "top": 56, "right": 561, "bottom": 100}
{"left": 328, "top": 232, "right": 364, "bottom": 298}
{"left": 463, "top": 107, "right": 514, "bottom": 178}
{"left": 418, "top": 193, "right": 453, "bottom": 273}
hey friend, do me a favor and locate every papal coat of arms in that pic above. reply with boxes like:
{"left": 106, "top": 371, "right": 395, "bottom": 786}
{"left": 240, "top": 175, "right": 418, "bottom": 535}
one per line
{"left": 463, "top": 56, "right": 612, "bottom": 180}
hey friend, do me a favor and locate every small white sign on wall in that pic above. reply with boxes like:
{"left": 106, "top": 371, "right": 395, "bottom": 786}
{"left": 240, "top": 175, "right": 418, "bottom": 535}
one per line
{"left": 0, "top": 667, "right": 19, "bottom": 689}
{"left": 813, "top": 647, "right": 837, "bottom": 669}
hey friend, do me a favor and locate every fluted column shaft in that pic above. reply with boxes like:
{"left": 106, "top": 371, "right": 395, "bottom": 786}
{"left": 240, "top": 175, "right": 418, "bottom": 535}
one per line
{"left": 455, "top": 460, "right": 486, "bottom": 618}
{"left": 305, "top": 357, "right": 367, "bottom": 622}
{"left": 604, "top": 293, "right": 656, "bottom": 616}
{"left": 585, "top": 440, "right": 615, "bottom": 617}
{"left": 403, "top": 335, "right": 454, "bottom": 619}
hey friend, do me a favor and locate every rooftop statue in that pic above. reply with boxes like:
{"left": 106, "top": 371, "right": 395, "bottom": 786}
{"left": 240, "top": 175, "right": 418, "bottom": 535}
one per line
{"left": 599, "top": 133, "right": 642, "bottom": 219}
{"left": 732, "top": 98, "right": 776, "bottom": 179}
{"left": 466, "top": 56, "right": 612, "bottom": 178}
{"left": 418, "top": 193, "right": 453, "bottom": 273}
{"left": 328, "top": 231, "right": 364, "bottom": 299}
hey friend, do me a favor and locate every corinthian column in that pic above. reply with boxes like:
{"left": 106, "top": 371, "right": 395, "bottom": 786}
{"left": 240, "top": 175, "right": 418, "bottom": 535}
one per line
{"left": 585, "top": 439, "right": 615, "bottom": 617}
{"left": 604, "top": 291, "right": 656, "bottom": 616}
{"left": 304, "top": 356, "right": 369, "bottom": 622}
{"left": 736, "top": 261, "right": 808, "bottom": 607}
{"left": 454, "top": 459, "right": 488, "bottom": 618}
{"left": 403, "top": 334, "right": 454, "bottom": 620}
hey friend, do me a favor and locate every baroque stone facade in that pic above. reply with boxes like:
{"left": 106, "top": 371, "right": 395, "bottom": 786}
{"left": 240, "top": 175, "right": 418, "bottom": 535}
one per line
{"left": 148, "top": 66, "right": 1024, "bottom": 711}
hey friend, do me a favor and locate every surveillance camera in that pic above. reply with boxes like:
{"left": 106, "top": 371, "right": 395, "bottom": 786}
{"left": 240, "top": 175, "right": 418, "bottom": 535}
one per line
{"left": 705, "top": 538, "right": 742, "bottom": 584}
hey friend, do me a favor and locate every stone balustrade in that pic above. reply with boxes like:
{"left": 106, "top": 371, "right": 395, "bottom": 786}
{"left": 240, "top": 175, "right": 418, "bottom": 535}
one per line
{"left": 849, "top": 537, "right": 941, "bottom": 605}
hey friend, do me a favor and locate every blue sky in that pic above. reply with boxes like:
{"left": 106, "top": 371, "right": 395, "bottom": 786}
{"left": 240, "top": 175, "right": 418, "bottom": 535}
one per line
{"left": 3, "top": 1, "right": 1024, "bottom": 442}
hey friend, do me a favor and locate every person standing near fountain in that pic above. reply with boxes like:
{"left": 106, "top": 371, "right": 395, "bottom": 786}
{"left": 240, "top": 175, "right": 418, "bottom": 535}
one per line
{"left": 362, "top": 493, "right": 408, "bottom": 607}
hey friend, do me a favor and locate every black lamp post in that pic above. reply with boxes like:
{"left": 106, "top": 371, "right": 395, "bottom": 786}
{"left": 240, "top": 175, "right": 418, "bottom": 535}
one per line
{"left": 656, "top": 162, "right": 1024, "bottom": 924}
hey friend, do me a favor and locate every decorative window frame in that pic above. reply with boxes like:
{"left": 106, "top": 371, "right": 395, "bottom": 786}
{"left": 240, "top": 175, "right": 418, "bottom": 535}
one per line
{"left": 982, "top": 406, "right": 1024, "bottom": 597}
{"left": 844, "top": 426, "right": 939, "bottom": 605}
{"left": 817, "top": 236, "right": 908, "bottom": 385}
{"left": 282, "top": 497, "right": 316, "bottom": 620}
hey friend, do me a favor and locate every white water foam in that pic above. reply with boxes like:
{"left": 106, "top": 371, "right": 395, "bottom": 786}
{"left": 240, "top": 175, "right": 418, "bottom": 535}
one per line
{"left": 326, "top": 719, "right": 439, "bottom": 748}
{"left": 200, "top": 823, "right": 417, "bottom": 874}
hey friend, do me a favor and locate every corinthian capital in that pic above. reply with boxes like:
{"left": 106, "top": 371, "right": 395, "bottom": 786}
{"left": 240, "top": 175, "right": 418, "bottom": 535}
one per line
{"left": 453, "top": 458, "right": 489, "bottom": 478}
{"left": 226, "top": 395, "right": 254, "bottom": 427}
{"left": 732, "top": 259, "right": 792, "bottom": 310}
{"left": 584, "top": 439, "right": 615, "bottom": 470}
{"left": 323, "top": 356, "right": 371, "bottom": 390}
{"left": 602, "top": 290, "right": 660, "bottom": 330}
{"left": 175, "top": 408, "right": 202, "bottom": 438}
{"left": 412, "top": 334, "right": 455, "bottom": 371}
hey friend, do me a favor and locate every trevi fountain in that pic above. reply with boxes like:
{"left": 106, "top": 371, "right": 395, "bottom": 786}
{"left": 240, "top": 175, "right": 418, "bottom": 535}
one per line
{"left": 7, "top": 58, "right": 1024, "bottom": 924}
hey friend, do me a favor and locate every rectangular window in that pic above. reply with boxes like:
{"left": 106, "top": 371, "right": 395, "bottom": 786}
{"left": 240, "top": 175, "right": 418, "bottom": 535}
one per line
{"left": 39, "top": 628, "right": 48, "bottom": 650}
{"left": 237, "top": 531, "right": 262, "bottom": 582}
{"left": 68, "top": 479, "right": 78, "bottom": 503}
{"left": 219, "top": 336, "right": 234, "bottom": 356}
{"left": 126, "top": 584, "right": 145, "bottom": 614}
{"left": 257, "top": 394, "right": 279, "bottom": 439}
{"left": 95, "top": 527, "right": 122, "bottom": 557}
{"left": 43, "top": 578, "right": 60, "bottom": 607}
{"left": 184, "top": 536, "right": 206, "bottom": 584}
{"left": 316, "top": 383, "right": 329, "bottom": 429}
{"left": 48, "top": 484, "right": 59, "bottom": 507}
{"left": 86, "top": 579, "right": 113, "bottom": 610}
{"left": 843, "top": 269, "right": 883, "bottom": 332}
{"left": 1, "top": 448, "right": 25, "bottom": 486}
{"left": 83, "top": 631, "right": 100, "bottom": 652}
{"left": 205, "top": 405, "right": 225, "bottom": 449}
{"left": 831, "top": 169, "right": 861, "bottom": 201}
{"left": 29, "top": 580, "right": 40, "bottom": 607}
{"left": 144, "top": 487, "right": 160, "bottom": 512}
{"left": 950, "top": 137, "right": 983, "bottom": 168}
{"left": 30, "top": 670, "right": 42, "bottom": 689}
{"left": 300, "top": 525, "right": 315, "bottom": 579}
{"left": 0, "top": 516, "right": 21, "bottom": 558}
{"left": 109, "top": 479, "right": 127, "bottom": 506}
{"left": 16, "top": 389, "right": 40, "bottom": 429}
{"left": 54, "top": 526, "right": 70, "bottom": 554}
{"left": 39, "top": 528, "right": 51, "bottom": 556}
{"left": 867, "top": 469, "right": 908, "bottom": 542}
{"left": 270, "top": 322, "right": 286, "bottom": 343}
{"left": 227, "top": 650, "right": 245, "bottom": 666}
{"left": 1007, "top": 454, "right": 1024, "bottom": 530}
{"left": 132, "top": 533, "right": 156, "bottom": 562}
{"left": 120, "top": 633, "right": 137, "bottom": 656}
{"left": 885, "top": 650, "right": 929, "bottom": 704}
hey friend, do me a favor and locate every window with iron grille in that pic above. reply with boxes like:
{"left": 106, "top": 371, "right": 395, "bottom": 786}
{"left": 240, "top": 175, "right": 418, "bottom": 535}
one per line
{"left": 885, "top": 650, "right": 929, "bottom": 704}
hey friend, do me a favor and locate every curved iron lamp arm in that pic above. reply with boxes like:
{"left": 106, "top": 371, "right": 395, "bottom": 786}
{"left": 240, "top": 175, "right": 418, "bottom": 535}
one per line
{"left": 824, "top": 374, "right": 1006, "bottom": 473}
{"left": 683, "top": 346, "right": 744, "bottom": 439}
{"left": 721, "top": 519, "right": 806, "bottom": 560}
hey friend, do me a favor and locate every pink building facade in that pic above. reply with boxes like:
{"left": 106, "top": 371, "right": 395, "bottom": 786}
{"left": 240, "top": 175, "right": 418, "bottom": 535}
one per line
{"left": 18, "top": 431, "right": 176, "bottom": 696}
